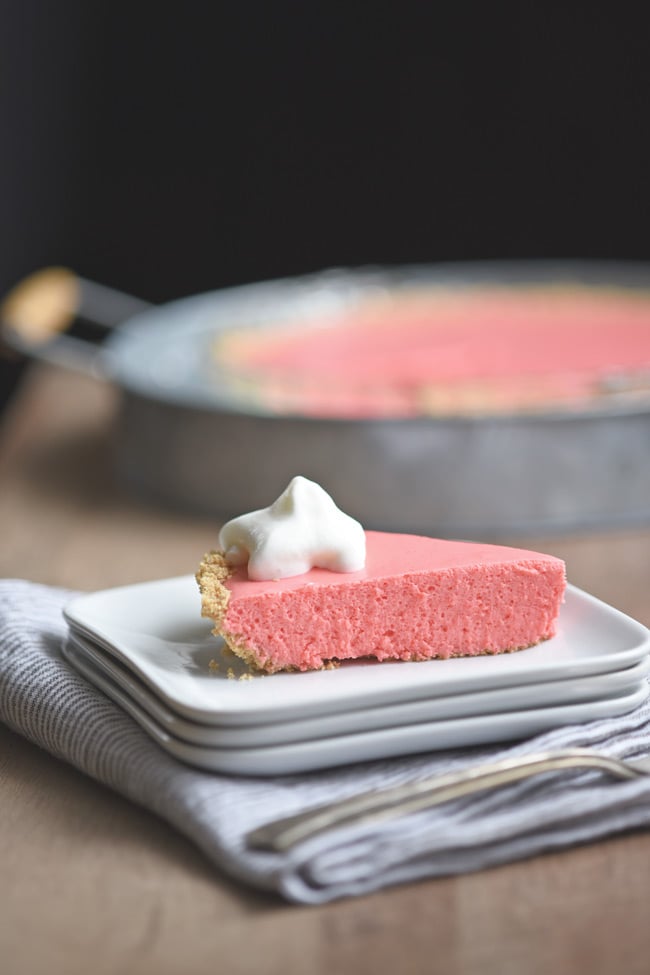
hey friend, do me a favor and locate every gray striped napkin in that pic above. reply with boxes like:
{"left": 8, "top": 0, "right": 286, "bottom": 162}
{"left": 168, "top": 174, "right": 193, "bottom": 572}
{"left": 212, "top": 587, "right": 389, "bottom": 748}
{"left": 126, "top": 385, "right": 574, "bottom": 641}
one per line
{"left": 2, "top": 579, "right": 650, "bottom": 904}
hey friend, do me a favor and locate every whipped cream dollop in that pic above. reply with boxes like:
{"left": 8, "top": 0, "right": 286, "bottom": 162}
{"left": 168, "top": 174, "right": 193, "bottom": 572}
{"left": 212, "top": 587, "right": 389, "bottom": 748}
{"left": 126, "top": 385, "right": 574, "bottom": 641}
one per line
{"left": 219, "top": 476, "right": 366, "bottom": 581}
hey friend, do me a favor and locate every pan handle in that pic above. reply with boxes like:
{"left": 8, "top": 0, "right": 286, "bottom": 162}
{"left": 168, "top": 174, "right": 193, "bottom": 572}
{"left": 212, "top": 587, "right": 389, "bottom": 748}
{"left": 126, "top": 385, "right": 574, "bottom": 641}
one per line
{"left": 0, "top": 267, "right": 152, "bottom": 377}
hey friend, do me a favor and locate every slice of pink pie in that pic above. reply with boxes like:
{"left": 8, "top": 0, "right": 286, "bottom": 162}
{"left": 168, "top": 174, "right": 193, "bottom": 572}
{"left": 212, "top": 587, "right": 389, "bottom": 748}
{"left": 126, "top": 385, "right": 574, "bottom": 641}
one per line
{"left": 196, "top": 531, "right": 566, "bottom": 674}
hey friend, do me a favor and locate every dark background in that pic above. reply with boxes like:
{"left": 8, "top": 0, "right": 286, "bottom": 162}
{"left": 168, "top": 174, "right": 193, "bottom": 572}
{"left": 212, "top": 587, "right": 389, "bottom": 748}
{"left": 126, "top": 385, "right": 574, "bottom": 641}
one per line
{"left": 1, "top": 2, "right": 649, "bottom": 403}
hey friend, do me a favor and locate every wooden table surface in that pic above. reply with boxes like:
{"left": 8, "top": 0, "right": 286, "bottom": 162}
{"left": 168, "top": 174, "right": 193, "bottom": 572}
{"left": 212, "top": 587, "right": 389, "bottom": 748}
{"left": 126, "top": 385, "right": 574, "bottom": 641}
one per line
{"left": 1, "top": 364, "right": 650, "bottom": 975}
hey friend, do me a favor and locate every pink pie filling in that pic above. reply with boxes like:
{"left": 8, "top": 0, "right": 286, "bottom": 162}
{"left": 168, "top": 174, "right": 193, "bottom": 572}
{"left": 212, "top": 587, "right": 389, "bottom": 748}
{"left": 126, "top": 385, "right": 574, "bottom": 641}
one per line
{"left": 216, "top": 286, "right": 650, "bottom": 417}
{"left": 210, "top": 532, "right": 566, "bottom": 673}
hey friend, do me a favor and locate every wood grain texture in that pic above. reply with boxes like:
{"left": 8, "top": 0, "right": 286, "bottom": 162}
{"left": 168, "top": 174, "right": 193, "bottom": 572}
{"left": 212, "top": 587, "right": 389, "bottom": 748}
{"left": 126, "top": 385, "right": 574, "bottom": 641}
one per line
{"left": 1, "top": 363, "right": 650, "bottom": 975}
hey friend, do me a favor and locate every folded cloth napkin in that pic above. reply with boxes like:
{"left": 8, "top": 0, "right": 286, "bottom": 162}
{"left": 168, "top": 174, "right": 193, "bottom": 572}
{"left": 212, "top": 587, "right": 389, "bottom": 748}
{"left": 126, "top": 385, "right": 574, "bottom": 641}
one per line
{"left": 2, "top": 579, "right": 650, "bottom": 904}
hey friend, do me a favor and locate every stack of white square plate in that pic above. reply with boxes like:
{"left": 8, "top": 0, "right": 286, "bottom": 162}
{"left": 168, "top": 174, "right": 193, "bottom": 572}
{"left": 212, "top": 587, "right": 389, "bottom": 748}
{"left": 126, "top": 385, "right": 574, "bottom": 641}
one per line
{"left": 63, "top": 577, "right": 650, "bottom": 776}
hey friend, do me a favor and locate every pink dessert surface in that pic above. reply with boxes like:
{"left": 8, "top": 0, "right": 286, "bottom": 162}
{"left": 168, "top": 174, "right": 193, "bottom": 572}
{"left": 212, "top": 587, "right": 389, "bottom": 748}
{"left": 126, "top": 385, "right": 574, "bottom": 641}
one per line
{"left": 215, "top": 531, "right": 566, "bottom": 673}
{"left": 216, "top": 285, "right": 650, "bottom": 418}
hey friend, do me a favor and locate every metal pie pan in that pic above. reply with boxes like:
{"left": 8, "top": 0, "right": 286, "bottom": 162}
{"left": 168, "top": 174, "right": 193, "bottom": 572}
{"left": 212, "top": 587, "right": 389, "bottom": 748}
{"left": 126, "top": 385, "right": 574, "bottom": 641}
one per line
{"left": 105, "top": 261, "right": 650, "bottom": 537}
{"left": 7, "top": 260, "right": 650, "bottom": 537}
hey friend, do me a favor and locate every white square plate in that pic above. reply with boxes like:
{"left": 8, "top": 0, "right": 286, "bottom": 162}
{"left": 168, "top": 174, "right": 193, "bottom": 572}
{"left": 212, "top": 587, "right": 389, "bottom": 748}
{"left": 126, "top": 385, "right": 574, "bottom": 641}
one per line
{"left": 59, "top": 638, "right": 650, "bottom": 776}
{"left": 64, "top": 632, "right": 650, "bottom": 748}
{"left": 64, "top": 577, "right": 650, "bottom": 726}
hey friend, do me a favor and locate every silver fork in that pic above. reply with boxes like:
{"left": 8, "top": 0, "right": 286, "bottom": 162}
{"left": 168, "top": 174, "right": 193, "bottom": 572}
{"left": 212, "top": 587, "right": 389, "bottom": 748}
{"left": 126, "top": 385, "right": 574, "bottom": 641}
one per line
{"left": 246, "top": 748, "right": 650, "bottom": 852}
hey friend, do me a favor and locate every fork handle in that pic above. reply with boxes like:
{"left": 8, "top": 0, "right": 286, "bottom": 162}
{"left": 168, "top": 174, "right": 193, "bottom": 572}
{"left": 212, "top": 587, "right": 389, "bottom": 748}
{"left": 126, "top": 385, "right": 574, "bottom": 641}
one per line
{"left": 246, "top": 749, "right": 638, "bottom": 853}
